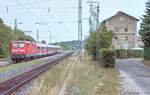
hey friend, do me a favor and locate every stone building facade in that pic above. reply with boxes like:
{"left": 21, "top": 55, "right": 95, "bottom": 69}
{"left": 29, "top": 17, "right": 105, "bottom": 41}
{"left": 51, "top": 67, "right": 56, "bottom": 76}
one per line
{"left": 105, "top": 11, "right": 139, "bottom": 49}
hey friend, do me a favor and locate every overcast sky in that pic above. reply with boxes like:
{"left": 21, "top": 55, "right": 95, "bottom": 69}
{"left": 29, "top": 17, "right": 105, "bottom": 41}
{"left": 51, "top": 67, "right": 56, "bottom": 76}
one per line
{"left": 0, "top": 0, "right": 147, "bottom": 43}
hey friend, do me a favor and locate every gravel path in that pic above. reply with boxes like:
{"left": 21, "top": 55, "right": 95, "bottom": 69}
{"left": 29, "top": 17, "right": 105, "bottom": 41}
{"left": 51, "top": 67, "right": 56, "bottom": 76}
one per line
{"left": 116, "top": 59, "right": 150, "bottom": 95}
{"left": 0, "top": 60, "right": 12, "bottom": 67}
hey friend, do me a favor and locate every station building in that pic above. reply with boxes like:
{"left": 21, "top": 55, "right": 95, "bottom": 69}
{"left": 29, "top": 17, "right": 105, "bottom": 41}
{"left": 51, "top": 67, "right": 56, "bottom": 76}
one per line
{"left": 104, "top": 11, "right": 143, "bottom": 49}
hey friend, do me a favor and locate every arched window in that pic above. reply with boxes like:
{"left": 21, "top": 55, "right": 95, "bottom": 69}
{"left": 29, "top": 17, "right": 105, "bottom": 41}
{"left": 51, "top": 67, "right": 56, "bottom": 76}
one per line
{"left": 124, "top": 36, "right": 129, "bottom": 49}
{"left": 115, "top": 36, "right": 118, "bottom": 40}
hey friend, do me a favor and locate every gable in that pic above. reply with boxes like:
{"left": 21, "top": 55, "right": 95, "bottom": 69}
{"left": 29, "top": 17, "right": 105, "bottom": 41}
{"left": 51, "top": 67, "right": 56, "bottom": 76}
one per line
{"left": 106, "top": 11, "right": 139, "bottom": 23}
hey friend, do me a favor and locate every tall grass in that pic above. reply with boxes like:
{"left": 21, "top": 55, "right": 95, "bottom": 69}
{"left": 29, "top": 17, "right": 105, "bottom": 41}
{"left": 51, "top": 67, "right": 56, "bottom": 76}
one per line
{"left": 65, "top": 55, "right": 119, "bottom": 95}
{"left": 29, "top": 57, "right": 73, "bottom": 95}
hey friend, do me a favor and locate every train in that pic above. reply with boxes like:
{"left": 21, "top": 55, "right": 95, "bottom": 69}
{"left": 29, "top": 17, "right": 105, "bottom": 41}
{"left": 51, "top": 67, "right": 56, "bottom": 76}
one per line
{"left": 10, "top": 40, "right": 62, "bottom": 62}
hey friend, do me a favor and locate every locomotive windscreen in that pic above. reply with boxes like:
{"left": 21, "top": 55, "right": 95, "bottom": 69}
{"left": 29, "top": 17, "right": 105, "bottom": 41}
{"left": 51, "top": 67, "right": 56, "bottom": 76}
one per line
{"left": 12, "top": 42, "right": 25, "bottom": 48}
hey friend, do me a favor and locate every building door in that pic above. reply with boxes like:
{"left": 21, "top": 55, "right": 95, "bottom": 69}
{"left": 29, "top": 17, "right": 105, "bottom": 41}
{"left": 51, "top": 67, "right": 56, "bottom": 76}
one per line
{"left": 124, "top": 36, "right": 129, "bottom": 49}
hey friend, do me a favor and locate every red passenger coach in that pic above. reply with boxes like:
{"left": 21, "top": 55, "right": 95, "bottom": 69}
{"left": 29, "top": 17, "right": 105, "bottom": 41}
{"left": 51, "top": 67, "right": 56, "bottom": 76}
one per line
{"left": 10, "top": 41, "right": 62, "bottom": 63}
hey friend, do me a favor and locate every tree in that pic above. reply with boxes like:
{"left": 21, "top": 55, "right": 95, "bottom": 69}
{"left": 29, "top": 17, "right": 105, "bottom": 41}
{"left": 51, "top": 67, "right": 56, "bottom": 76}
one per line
{"left": 0, "top": 18, "right": 35, "bottom": 57}
{"left": 0, "top": 18, "right": 3, "bottom": 24}
{"left": 99, "top": 25, "right": 114, "bottom": 49}
{"left": 85, "top": 24, "right": 114, "bottom": 60}
{"left": 139, "top": 0, "right": 150, "bottom": 47}
{"left": 41, "top": 40, "right": 46, "bottom": 44}
{"left": 85, "top": 32, "right": 97, "bottom": 60}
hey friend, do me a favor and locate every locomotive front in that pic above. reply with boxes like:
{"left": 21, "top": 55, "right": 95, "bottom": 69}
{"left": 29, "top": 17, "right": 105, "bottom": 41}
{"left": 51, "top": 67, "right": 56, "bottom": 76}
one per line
{"left": 10, "top": 41, "right": 26, "bottom": 62}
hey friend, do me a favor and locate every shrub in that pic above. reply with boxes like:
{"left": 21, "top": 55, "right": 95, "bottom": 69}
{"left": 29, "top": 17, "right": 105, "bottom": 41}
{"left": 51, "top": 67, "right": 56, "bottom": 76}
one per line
{"left": 115, "top": 49, "right": 127, "bottom": 59}
{"left": 116, "top": 49, "right": 143, "bottom": 59}
{"left": 129, "top": 49, "right": 143, "bottom": 58}
{"left": 85, "top": 24, "right": 114, "bottom": 61}
{"left": 144, "top": 48, "right": 150, "bottom": 60}
{"left": 0, "top": 55, "right": 4, "bottom": 58}
{"left": 99, "top": 48, "right": 116, "bottom": 67}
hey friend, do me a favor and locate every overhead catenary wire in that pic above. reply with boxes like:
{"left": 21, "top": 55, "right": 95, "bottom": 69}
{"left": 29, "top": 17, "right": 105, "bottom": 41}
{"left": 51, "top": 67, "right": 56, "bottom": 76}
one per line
{"left": 14, "top": 0, "right": 43, "bottom": 22}
{"left": 0, "top": 0, "right": 84, "bottom": 44}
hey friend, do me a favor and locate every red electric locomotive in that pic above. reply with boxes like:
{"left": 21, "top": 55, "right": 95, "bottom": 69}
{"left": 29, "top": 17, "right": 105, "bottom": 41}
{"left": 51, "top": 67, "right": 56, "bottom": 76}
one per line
{"left": 10, "top": 40, "right": 62, "bottom": 62}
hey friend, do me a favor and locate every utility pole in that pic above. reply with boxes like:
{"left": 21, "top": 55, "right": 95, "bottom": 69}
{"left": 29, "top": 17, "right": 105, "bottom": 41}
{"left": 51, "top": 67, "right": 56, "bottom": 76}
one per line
{"left": 24, "top": 31, "right": 32, "bottom": 41}
{"left": 48, "top": 7, "right": 50, "bottom": 13}
{"left": 14, "top": 19, "right": 17, "bottom": 32}
{"left": 96, "top": 2, "right": 100, "bottom": 61}
{"left": 24, "top": 31, "right": 32, "bottom": 36}
{"left": 89, "top": 3, "right": 93, "bottom": 33}
{"left": 78, "top": 0, "right": 83, "bottom": 63}
{"left": 37, "top": 29, "right": 39, "bottom": 43}
{"left": 6, "top": 6, "right": 9, "bottom": 13}
{"left": 87, "top": 1, "right": 100, "bottom": 61}
{"left": 87, "top": 1, "right": 99, "bottom": 33}
{"left": 48, "top": 31, "right": 51, "bottom": 44}
{"left": 96, "top": 3, "right": 99, "bottom": 30}
{"left": 14, "top": 19, "right": 18, "bottom": 40}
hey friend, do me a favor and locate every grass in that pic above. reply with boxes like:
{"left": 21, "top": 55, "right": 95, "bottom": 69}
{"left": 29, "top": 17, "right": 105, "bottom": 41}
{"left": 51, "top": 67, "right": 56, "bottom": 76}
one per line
{"left": 65, "top": 55, "right": 119, "bottom": 95}
{"left": 143, "top": 60, "right": 150, "bottom": 66}
{"left": 0, "top": 57, "right": 10, "bottom": 61}
{"left": 0, "top": 59, "right": 45, "bottom": 72}
{"left": 28, "top": 56, "right": 73, "bottom": 95}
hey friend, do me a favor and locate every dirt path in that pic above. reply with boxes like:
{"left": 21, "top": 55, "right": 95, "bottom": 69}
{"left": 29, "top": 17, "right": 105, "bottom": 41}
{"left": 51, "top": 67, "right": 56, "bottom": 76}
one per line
{"left": 57, "top": 57, "right": 75, "bottom": 95}
{"left": 116, "top": 59, "right": 150, "bottom": 95}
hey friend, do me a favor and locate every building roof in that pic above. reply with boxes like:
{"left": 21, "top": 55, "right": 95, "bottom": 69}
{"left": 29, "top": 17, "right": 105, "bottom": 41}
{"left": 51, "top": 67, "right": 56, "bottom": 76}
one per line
{"left": 106, "top": 11, "right": 139, "bottom": 21}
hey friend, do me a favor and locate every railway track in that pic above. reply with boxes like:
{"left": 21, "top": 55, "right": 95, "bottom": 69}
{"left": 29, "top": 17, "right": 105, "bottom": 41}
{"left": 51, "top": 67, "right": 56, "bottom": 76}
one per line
{"left": 0, "top": 52, "right": 73, "bottom": 95}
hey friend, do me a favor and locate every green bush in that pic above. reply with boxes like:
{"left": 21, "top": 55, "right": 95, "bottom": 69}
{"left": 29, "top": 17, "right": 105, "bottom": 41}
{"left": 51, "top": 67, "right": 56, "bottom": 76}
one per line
{"left": 144, "top": 48, "right": 150, "bottom": 60}
{"left": 99, "top": 48, "right": 116, "bottom": 67}
{"left": 116, "top": 49, "right": 127, "bottom": 59}
{"left": 0, "top": 47, "right": 2, "bottom": 55}
{"left": 128, "top": 49, "right": 143, "bottom": 58}
{"left": 116, "top": 49, "right": 143, "bottom": 59}
{"left": 0, "top": 55, "right": 4, "bottom": 58}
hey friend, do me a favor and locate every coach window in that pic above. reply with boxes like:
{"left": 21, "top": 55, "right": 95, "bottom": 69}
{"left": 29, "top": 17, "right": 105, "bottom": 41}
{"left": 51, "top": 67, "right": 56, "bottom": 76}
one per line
{"left": 37, "top": 47, "right": 40, "bottom": 50}
{"left": 19, "top": 43, "right": 25, "bottom": 48}
{"left": 47, "top": 47, "right": 49, "bottom": 50}
{"left": 41, "top": 47, "right": 43, "bottom": 50}
{"left": 13, "top": 44, "right": 18, "bottom": 48}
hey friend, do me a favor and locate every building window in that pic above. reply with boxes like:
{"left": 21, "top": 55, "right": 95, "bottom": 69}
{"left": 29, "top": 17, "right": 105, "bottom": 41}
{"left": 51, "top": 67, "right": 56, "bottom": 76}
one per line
{"left": 120, "top": 17, "right": 124, "bottom": 21}
{"left": 124, "top": 26, "right": 128, "bottom": 32}
{"left": 114, "top": 26, "right": 118, "bottom": 32}
{"left": 124, "top": 36, "right": 129, "bottom": 49}
{"left": 125, "top": 36, "right": 128, "bottom": 39}
{"left": 115, "top": 36, "right": 118, "bottom": 40}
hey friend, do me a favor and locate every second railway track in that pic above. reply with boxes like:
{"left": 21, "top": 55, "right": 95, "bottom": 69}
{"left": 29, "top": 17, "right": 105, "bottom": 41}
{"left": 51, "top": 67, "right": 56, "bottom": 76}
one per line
{"left": 0, "top": 52, "right": 73, "bottom": 95}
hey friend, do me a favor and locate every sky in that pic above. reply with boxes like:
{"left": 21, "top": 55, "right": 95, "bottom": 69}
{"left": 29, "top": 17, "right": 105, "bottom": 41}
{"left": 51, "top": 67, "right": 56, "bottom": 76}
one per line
{"left": 0, "top": 0, "right": 147, "bottom": 43}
